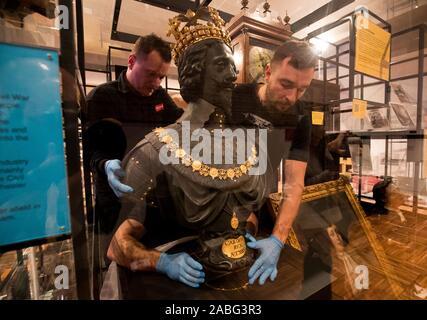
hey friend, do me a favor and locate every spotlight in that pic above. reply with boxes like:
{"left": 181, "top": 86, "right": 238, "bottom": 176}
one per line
{"left": 309, "top": 37, "right": 329, "bottom": 54}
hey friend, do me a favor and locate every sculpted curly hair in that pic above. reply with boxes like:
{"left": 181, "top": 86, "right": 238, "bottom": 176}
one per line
{"left": 178, "top": 39, "right": 224, "bottom": 103}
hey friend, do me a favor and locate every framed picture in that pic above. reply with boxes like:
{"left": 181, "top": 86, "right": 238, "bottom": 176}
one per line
{"left": 248, "top": 46, "right": 274, "bottom": 83}
{"left": 268, "top": 178, "right": 402, "bottom": 299}
{"left": 391, "top": 83, "right": 416, "bottom": 104}
{"left": 366, "top": 109, "right": 389, "bottom": 129}
{"left": 390, "top": 102, "right": 415, "bottom": 127}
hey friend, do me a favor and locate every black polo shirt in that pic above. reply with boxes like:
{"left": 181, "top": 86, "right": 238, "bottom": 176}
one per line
{"left": 82, "top": 71, "right": 183, "bottom": 177}
{"left": 232, "top": 83, "right": 312, "bottom": 170}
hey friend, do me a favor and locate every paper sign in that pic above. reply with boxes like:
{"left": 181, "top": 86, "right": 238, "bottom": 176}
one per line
{"left": 355, "top": 14, "right": 391, "bottom": 81}
{"left": 312, "top": 111, "right": 324, "bottom": 125}
{"left": 352, "top": 99, "right": 367, "bottom": 119}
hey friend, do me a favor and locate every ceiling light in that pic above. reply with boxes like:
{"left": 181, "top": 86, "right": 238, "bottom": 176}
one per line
{"left": 309, "top": 37, "right": 329, "bottom": 54}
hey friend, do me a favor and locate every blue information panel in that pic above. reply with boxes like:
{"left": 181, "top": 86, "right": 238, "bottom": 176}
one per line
{"left": 0, "top": 43, "right": 71, "bottom": 248}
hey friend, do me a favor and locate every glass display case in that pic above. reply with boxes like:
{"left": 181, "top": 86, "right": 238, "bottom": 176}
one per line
{"left": 0, "top": 0, "right": 89, "bottom": 299}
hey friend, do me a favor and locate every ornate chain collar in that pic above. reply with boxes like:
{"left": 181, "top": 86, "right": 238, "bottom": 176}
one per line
{"left": 154, "top": 127, "right": 258, "bottom": 180}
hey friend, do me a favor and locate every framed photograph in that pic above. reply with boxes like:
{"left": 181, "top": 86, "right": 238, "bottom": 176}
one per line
{"left": 268, "top": 178, "right": 402, "bottom": 299}
{"left": 366, "top": 109, "right": 389, "bottom": 129}
{"left": 391, "top": 83, "right": 416, "bottom": 104}
{"left": 390, "top": 102, "right": 415, "bottom": 127}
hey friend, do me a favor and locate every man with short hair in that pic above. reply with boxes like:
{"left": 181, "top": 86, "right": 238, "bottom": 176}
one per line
{"left": 81, "top": 34, "right": 183, "bottom": 259}
{"left": 231, "top": 40, "right": 316, "bottom": 285}
{"left": 235, "top": 40, "right": 316, "bottom": 118}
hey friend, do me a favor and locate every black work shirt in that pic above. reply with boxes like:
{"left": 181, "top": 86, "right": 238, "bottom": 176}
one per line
{"left": 81, "top": 71, "right": 182, "bottom": 260}
{"left": 82, "top": 71, "right": 183, "bottom": 177}
{"left": 232, "top": 83, "right": 312, "bottom": 170}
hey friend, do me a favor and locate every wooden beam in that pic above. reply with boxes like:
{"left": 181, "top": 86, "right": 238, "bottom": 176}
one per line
{"left": 291, "top": 0, "right": 355, "bottom": 33}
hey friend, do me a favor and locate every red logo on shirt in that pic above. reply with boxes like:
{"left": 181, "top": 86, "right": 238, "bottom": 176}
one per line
{"left": 155, "top": 103, "right": 164, "bottom": 112}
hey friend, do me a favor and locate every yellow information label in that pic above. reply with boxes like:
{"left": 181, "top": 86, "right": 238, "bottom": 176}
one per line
{"left": 312, "top": 111, "right": 324, "bottom": 125}
{"left": 355, "top": 14, "right": 391, "bottom": 81}
{"left": 352, "top": 99, "right": 367, "bottom": 119}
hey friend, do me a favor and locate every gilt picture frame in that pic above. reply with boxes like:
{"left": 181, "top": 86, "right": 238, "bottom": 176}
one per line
{"left": 268, "top": 178, "right": 402, "bottom": 299}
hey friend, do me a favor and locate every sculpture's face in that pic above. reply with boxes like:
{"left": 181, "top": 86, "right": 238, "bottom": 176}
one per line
{"left": 201, "top": 42, "right": 237, "bottom": 114}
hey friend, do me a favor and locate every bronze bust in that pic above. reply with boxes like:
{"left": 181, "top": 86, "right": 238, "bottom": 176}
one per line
{"left": 120, "top": 6, "right": 272, "bottom": 288}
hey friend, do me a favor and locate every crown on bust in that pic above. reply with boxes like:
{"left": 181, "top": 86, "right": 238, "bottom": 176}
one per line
{"left": 167, "top": 6, "right": 232, "bottom": 64}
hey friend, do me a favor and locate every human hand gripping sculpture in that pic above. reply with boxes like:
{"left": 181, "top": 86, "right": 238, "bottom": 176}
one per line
{"left": 104, "top": 159, "right": 134, "bottom": 197}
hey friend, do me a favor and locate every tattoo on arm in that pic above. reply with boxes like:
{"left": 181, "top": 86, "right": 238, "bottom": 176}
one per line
{"left": 107, "top": 219, "right": 160, "bottom": 271}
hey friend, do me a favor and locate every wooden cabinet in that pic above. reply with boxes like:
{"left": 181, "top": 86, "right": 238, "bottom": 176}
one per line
{"left": 227, "top": 10, "right": 292, "bottom": 84}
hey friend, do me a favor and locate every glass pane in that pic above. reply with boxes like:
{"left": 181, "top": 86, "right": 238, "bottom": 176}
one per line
{"left": 0, "top": 239, "right": 78, "bottom": 299}
{"left": 85, "top": 71, "right": 107, "bottom": 87}
{"left": 391, "top": 59, "right": 419, "bottom": 80}
{"left": 363, "top": 84, "right": 385, "bottom": 104}
{"left": 340, "top": 89, "right": 349, "bottom": 100}
{"left": 338, "top": 76, "right": 349, "bottom": 91}
{"left": 327, "top": 62, "right": 338, "bottom": 82}
{"left": 0, "top": 3, "right": 60, "bottom": 49}
{"left": 166, "top": 76, "right": 180, "bottom": 90}
{"left": 339, "top": 52, "right": 350, "bottom": 66}
{"left": 391, "top": 31, "right": 419, "bottom": 61}
{"left": 388, "top": 139, "right": 409, "bottom": 178}
{"left": 338, "top": 42, "right": 350, "bottom": 54}
{"left": 339, "top": 66, "right": 349, "bottom": 77}
{"left": 390, "top": 79, "right": 418, "bottom": 129}
{"left": 364, "top": 75, "right": 382, "bottom": 85}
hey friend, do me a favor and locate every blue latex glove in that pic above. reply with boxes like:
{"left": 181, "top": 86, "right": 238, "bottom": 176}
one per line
{"left": 246, "top": 234, "right": 283, "bottom": 285}
{"left": 156, "top": 252, "right": 205, "bottom": 288}
{"left": 104, "top": 159, "right": 134, "bottom": 197}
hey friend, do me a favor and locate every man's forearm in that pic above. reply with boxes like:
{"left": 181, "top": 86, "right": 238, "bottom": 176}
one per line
{"left": 272, "top": 184, "right": 304, "bottom": 243}
{"left": 272, "top": 160, "right": 306, "bottom": 243}
{"left": 107, "top": 234, "right": 161, "bottom": 272}
{"left": 89, "top": 151, "right": 110, "bottom": 176}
